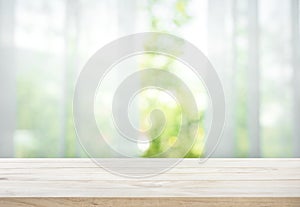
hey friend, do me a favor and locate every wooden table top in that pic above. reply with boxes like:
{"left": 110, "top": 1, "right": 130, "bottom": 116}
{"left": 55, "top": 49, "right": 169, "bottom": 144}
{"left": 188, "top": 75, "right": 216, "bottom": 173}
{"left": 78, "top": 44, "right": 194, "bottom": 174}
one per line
{"left": 0, "top": 158, "right": 299, "bottom": 207}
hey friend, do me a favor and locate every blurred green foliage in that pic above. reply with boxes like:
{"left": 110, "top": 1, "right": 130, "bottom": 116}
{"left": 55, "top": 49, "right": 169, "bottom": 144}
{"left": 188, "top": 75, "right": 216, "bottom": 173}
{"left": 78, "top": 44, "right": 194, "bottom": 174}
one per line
{"left": 141, "top": 0, "right": 204, "bottom": 158}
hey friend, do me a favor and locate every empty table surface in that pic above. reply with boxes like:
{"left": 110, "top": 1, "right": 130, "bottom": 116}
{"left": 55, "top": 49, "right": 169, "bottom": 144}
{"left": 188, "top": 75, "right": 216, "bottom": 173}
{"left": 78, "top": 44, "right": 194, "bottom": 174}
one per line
{"left": 0, "top": 158, "right": 299, "bottom": 207}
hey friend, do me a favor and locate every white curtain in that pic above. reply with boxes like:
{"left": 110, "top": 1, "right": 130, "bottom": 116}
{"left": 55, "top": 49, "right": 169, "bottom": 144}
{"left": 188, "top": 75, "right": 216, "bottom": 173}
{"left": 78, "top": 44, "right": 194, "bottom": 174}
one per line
{"left": 0, "top": 0, "right": 299, "bottom": 157}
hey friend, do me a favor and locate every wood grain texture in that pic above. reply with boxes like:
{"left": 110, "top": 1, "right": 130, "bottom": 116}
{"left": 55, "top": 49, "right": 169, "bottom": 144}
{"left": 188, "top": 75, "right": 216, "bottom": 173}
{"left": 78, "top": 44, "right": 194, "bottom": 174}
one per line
{"left": 0, "top": 158, "right": 299, "bottom": 207}
{"left": 1, "top": 198, "right": 300, "bottom": 207}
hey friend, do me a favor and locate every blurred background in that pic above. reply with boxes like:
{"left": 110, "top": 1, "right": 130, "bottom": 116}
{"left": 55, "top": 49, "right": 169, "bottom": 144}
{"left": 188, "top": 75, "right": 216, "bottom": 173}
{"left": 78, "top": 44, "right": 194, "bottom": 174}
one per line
{"left": 0, "top": 0, "right": 299, "bottom": 158}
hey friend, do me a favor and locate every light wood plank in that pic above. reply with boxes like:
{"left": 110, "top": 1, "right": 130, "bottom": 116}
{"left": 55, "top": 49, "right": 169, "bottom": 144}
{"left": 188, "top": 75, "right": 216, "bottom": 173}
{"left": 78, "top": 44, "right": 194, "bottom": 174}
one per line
{"left": 0, "top": 159, "right": 299, "bottom": 206}
{"left": 1, "top": 198, "right": 300, "bottom": 207}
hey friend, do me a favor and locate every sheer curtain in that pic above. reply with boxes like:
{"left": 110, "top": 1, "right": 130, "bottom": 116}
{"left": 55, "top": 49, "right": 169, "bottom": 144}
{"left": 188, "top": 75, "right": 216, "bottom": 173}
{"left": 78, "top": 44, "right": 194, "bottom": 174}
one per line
{"left": 206, "top": 0, "right": 300, "bottom": 157}
{"left": 0, "top": 0, "right": 299, "bottom": 157}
